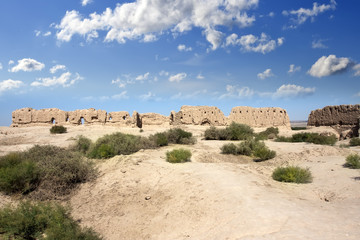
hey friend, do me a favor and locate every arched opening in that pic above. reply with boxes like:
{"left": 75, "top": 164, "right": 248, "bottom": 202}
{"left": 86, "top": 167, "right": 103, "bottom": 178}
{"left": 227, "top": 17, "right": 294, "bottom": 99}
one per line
{"left": 51, "top": 118, "right": 56, "bottom": 125}
{"left": 66, "top": 117, "right": 69, "bottom": 122}
{"left": 79, "top": 117, "right": 85, "bottom": 125}
{"left": 109, "top": 116, "right": 112, "bottom": 121}
{"left": 123, "top": 116, "right": 126, "bottom": 120}
{"left": 201, "top": 119, "right": 211, "bottom": 126}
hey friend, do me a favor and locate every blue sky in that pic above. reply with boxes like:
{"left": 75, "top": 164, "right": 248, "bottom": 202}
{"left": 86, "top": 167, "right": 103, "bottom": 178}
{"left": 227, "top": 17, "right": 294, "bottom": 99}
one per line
{"left": 0, "top": 0, "right": 359, "bottom": 125}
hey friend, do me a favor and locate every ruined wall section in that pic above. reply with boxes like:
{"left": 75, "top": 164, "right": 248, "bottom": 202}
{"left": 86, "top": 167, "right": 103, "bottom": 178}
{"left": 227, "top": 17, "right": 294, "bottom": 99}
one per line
{"left": 307, "top": 105, "right": 360, "bottom": 138}
{"left": 67, "top": 108, "right": 107, "bottom": 125}
{"left": 12, "top": 108, "right": 68, "bottom": 126}
{"left": 228, "top": 107, "right": 291, "bottom": 128}
{"left": 170, "top": 106, "right": 226, "bottom": 126}
{"left": 106, "top": 111, "right": 131, "bottom": 126}
{"left": 140, "top": 113, "right": 169, "bottom": 126}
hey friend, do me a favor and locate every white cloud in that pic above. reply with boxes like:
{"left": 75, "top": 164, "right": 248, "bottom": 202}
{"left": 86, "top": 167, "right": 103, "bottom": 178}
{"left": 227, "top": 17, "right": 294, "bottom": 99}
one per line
{"left": 56, "top": 0, "right": 258, "bottom": 50}
{"left": 178, "top": 44, "right": 192, "bottom": 52}
{"left": 197, "top": 73, "right": 204, "bottom": 79}
{"left": 50, "top": 64, "right": 66, "bottom": 74}
{"left": 0, "top": 79, "right": 24, "bottom": 93}
{"left": 8, "top": 60, "right": 14, "bottom": 65}
{"left": 0, "top": 63, "right": 2, "bottom": 70}
{"left": 43, "top": 31, "right": 52, "bottom": 37}
{"left": 135, "top": 72, "right": 150, "bottom": 81}
{"left": 169, "top": 73, "right": 187, "bottom": 82}
{"left": 268, "top": 12, "right": 275, "bottom": 17}
{"left": 35, "top": 30, "right": 41, "bottom": 37}
{"left": 312, "top": 39, "right": 328, "bottom": 49}
{"left": 140, "top": 91, "right": 160, "bottom": 101}
{"left": 354, "top": 64, "right": 360, "bottom": 76}
{"left": 111, "top": 77, "right": 127, "bottom": 88}
{"left": 171, "top": 89, "right": 207, "bottom": 100}
{"left": 10, "top": 58, "right": 45, "bottom": 72}
{"left": 219, "top": 85, "right": 254, "bottom": 99}
{"left": 159, "top": 70, "right": 169, "bottom": 76}
{"left": 81, "top": 0, "right": 93, "bottom": 6}
{"left": 283, "top": 0, "right": 336, "bottom": 28}
{"left": 308, "top": 55, "right": 352, "bottom": 78}
{"left": 257, "top": 68, "right": 274, "bottom": 80}
{"left": 112, "top": 91, "right": 129, "bottom": 100}
{"left": 31, "top": 72, "right": 82, "bottom": 87}
{"left": 225, "top": 33, "right": 284, "bottom": 54}
{"left": 288, "top": 64, "right": 301, "bottom": 74}
{"left": 273, "top": 84, "right": 315, "bottom": 98}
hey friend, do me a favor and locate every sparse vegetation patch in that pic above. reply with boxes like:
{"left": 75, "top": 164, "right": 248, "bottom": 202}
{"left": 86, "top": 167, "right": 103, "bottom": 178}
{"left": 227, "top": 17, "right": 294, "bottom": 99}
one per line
{"left": 272, "top": 166, "right": 313, "bottom": 183}
{"left": 276, "top": 132, "right": 337, "bottom": 145}
{"left": 349, "top": 137, "right": 360, "bottom": 146}
{"left": 344, "top": 154, "right": 360, "bottom": 169}
{"left": 221, "top": 139, "right": 276, "bottom": 161}
{"left": 50, "top": 125, "right": 67, "bottom": 134}
{"left": 166, "top": 149, "right": 192, "bottom": 163}
{"left": 0, "top": 201, "right": 102, "bottom": 240}
{"left": 0, "top": 145, "right": 97, "bottom": 200}
{"left": 205, "top": 122, "right": 254, "bottom": 140}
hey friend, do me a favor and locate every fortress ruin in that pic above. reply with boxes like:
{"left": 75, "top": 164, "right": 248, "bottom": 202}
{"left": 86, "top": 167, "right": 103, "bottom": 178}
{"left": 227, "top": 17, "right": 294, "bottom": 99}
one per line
{"left": 308, "top": 104, "right": 360, "bottom": 138}
{"left": 11, "top": 106, "right": 291, "bottom": 129}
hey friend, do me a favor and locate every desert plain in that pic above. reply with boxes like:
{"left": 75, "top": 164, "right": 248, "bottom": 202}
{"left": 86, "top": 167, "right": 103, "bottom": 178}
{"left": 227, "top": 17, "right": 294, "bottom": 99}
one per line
{"left": 0, "top": 124, "right": 359, "bottom": 240}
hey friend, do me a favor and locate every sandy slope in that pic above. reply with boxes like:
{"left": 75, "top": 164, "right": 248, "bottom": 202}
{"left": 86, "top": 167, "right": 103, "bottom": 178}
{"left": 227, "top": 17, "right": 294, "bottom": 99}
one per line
{"left": 0, "top": 125, "right": 360, "bottom": 239}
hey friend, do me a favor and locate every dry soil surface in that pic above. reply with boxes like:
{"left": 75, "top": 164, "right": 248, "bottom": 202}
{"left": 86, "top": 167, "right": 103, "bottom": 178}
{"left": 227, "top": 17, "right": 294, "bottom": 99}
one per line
{"left": 0, "top": 125, "right": 359, "bottom": 240}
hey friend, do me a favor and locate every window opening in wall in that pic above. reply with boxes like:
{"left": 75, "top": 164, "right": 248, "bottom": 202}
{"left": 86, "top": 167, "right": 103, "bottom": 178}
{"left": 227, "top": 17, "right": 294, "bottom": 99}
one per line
{"left": 80, "top": 117, "right": 85, "bottom": 125}
{"left": 51, "top": 118, "right": 56, "bottom": 124}
{"left": 123, "top": 116, "right": 126, "bottom": 120}
{"left": 109, "top": 117, "right": 112, "bottom": 121}
{"left": 66, "top": 117, "right": 69, "bottom": 122}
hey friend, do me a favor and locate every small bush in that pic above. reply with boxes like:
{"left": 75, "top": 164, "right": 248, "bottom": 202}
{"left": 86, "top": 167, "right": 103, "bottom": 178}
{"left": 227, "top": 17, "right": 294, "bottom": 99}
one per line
{"left": 226, "top": 122, "right": 254, "bottom": 140}
{"left": 256, "top": 127, "right": 279, "bottom": 140}
{"left": 204, "top": 126, "right": 219, "bottom": 140}
{"left": 349, "top": 138, "right": 360, "bottom": 146}
{"left": 220, "top": 139, "right": 276, "bottom": 160}
{"left": 344, "top": 154, "right": 360, "bottom": 169}
{"left": 291, "top": 127, "right": 307, "bottom": 131}
{"left": 221, "top": 143, "right": 238, "bottom": 155}
{"left": 154, "top": 133, "right": 169, "bottom": 147}
{"left": 166, "top": 149, "right": 192, "bottom": 163}
{"left": 276, "top": 132, "right": 337, "bottom": 145}
{"left": 272, "top": 166, "right": 312, "bottom": 183}
{"left": 0, "top": 201, "right": 102, "bottom": 240}
{"left": 88, "top": 132, "right": 142, "bottom": 159}
{"left": 74, "top": 135, "right": 92, "bottom": 154}
{"left": 166, "top": 128, "right": 195, "bottom": 144}
{"left": 253, "top": 147, "right": 276, "bottom": 161}
{"left": 50, "top": 125, "right": 67, "bottom": 134}
{"left": 0, "top": 153, "right": 40, "bottom": 194}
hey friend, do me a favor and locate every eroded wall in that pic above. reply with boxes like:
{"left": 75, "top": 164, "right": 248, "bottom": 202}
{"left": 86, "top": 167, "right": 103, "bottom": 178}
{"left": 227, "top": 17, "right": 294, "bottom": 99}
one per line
{"left": 12, "top": 105, "right": 292, "bottom": 129}
{"left": 228, "top": 107, "right": 291, "bottom": 128}
{"left": 308, "top": 105, "right": 360, "bottom": 138}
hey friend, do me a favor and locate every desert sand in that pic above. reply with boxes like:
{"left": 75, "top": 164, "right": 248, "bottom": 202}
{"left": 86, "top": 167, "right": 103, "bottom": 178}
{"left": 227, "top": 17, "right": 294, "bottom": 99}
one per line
{"left": 0, "top": 124, "right": 359, "bottom": 240}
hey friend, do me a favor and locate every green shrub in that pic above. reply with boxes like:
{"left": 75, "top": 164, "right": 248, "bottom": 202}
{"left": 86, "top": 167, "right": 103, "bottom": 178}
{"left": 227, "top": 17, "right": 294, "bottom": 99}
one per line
{"left": 166, "top": 149, "right": 192, "bottom": 163}
{"left": 88, "top": 132, "right": 142, "bottom": 159}
{"left": 50, "top": 125, "right": 67, "bottom": 134}
{"left": 349, "top": 138, "right": 360, "bottom": 146}
{"left": 276, "top": 132, "right": 337, "bottom": 145}
{"left": 154, "top": 133, "right": 169, "bottom": 146}
{"left": 166, "top": 128, "right": 195, "bottom": 144}
{"left": 226, "top": 122, "right": 254, "bottom": 140}
{"left": 0, "top": 153, "right": 40, "bottom": 194}
{"left": 253, "top": 147, "right": 276, "bottom": 161}
{"left": 204, "top": 126, "right": 219, "bottom": 140}
{"left": 0, "top": 201, "right": 102, "bottom": 240}
{"left": 220, "top": 139, "right": 276, "bottom": 160}
{"left": 74, "top": 135, "right": 92, "bottom": 154}
{"left": 256, "top": 127, "right": 279, "bottom": 140}
{"left": 272, "top": 166, "right": 312, "bottom": 183}
{"left": 291, "top": 127, "right": 307, "bottom": 131}
{"left": 344, "top": 154, "right": 360, "bottom": 169}
{"left": 204, "top": 123, "right": 254, "bottom": 141}
{"left": 25, "top": 145, "right": 97, "bottom": 200}
{"left": 221, "top": 143, "right": 238, "bottom": 155}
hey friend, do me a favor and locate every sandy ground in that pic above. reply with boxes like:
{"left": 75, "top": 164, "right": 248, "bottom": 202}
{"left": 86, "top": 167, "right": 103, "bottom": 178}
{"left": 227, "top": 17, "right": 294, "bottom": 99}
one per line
{"left": 0, "top": 124, "right": 360, "bottom": 239}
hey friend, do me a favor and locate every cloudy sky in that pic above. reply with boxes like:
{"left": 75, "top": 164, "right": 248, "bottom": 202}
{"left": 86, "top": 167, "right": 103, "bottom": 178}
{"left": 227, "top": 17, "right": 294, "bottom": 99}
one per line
{"left": 0, "top": 0, "right": 359, "bottom": 125}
